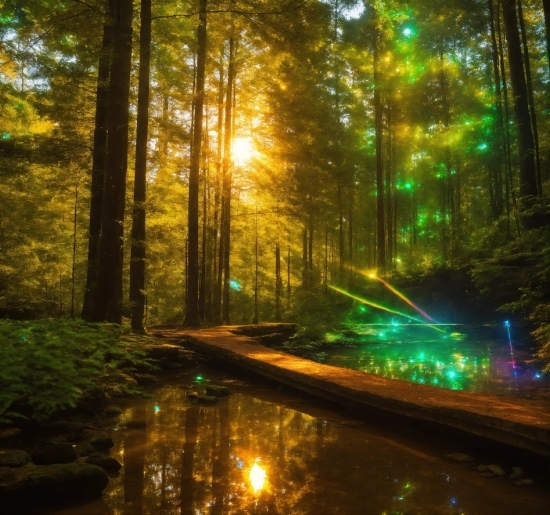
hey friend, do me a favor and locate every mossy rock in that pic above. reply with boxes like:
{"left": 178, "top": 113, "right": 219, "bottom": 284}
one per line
{"left": 0, "top": 462, "right": 109, "bottom": 513}
{"left": 205, "top": 385, "right": 230, "bottom": 397}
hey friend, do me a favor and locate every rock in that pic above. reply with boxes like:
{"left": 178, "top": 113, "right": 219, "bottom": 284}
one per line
{"left": 445, "top": 453, "right": 474, "bottom": 462}
{"left": 196, "top": 395, "right": 219, "bottom": 406}
{"left": 86, "top": 433, "right": 114, "bottom": 451}
{"left": 133, "top": 373, "right": 158, "bottom": 385}
{"left": 0, "top": 462, "right": 109, "bottom": 513}
{"left": 510, "top": 467, "right": 524, "bottom": 479}
{"left": 84, "top": 452, "right": 122, "bottom": 471}
{"left": 104, "top": 405, "right": 122, "bottom": 416}
{"left": 188, "top": 392, "right": 198, "bottom": 399}
{"left": 38, "top": 436, "right": 67, "bottom": 445}
{"left": 74, "top": 441, "right": 97, "bottom": 458}
{"left": 165, "top": 362, "right": 183, "bottom": 369}
{"left": 487, "top": 464, "right": 506, "bottom": 476}
{"left": 126, "top": 421, "right": 147, "bottom": 429}
{"left": 0, "top": 428, "right": 22, "bottom": 440}
{"left": 147, "top": 344, "right": 180, "bottom": 361}
{"left": 177, "top": 348, "right": 196, "bottom": 362}
{"left": 515, "top": 478, "right": 534, "bottom": 486}
{"left": 43, "top": 421, "right": 86, "bottom": 433}
{"left": 478, "top": 472, "right": 496, "bottom": 477}
{"left": 0, "top": 450, "right": 30, "bottom": 468}
{"left": 32, "top": 443, "right": 77, "bottom": 465}
{"left": 205, "top": 385, "right": 231, "bottom": 397}
{"left": 477, "top": 465, "right": 488, "bottom": 472}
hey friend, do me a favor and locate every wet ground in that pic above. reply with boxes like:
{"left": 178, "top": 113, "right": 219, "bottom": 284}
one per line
{"left": 41, "top": 364, "right": 549, "bottom": 515}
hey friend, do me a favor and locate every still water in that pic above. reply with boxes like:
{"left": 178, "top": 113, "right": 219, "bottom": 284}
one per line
{"left": 320, "top": 324, "right": 548, "bottom": 396}
{"left": 44, "top": 367, "right": 548, "bottom": 515}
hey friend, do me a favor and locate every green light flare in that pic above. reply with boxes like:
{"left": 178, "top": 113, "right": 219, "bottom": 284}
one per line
{"left": 403, "top": 27, "right": 413, "bottom": 37}
{"left": 154, "top": 405, "right": 160, "bottom": 413}
{"left": 196, "top": 375, "right": 203, "bottom": 381}
{"left": 476, "top": 142, "right": 488, "bottom": 151}
{"left": 1, "top": 133, "right": 10, "bottom": 140}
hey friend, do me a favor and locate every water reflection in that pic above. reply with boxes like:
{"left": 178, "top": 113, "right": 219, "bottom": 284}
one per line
{"left": 68, "top": 382, "right": 545, "bottom": 515}
{"left": 321, "top": 325, "right": 546, "bottom": 395}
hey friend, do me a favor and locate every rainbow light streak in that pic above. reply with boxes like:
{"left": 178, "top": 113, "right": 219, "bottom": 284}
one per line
{"left": 330, "top": 285, "right": 421, "bottom": 321}
{"left": 359, "top": 269, "right": 435, "bottom": 322}
{"left": 329, "top": 286, "right": 445, "bottom": 334}
{"left": 504, "top": 321, "right": 516, "bottom": 368}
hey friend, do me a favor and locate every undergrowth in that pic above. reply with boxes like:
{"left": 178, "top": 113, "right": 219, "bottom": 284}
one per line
{"left": 0, "top": 319, "right": 157, "bottom": 424}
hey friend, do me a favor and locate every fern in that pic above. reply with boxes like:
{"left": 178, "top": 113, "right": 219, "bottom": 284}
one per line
{"left": 0, "top": 319, "right": 158, "bottom": 423}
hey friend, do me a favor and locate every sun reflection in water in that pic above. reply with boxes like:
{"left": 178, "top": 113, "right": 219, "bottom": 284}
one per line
{"left": 249, "top": 462, "right": 266, "bottom": 492}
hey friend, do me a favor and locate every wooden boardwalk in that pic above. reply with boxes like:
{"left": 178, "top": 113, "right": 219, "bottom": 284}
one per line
{"left": 153, "top": 325, "right": 550, "bottom": 457}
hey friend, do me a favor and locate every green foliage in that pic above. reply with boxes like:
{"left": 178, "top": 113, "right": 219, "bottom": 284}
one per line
{"left": 0, "top": 319, "right": 157, "bottom": 423}
{"left": 290, "top": 287, "right": 350, "bottom": 342}
{"left": 471, "top": 201, "right": 550, "bottom": 370}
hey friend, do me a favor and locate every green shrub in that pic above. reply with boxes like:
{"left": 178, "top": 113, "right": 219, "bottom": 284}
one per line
{"left": 0, "top": 319, "right": 157, "bottom": 423}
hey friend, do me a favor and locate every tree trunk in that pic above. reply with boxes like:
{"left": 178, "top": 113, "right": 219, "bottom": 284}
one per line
{"left": 221, "top": 27, "right": 235, "bottom": 325}
{"left": 488, "top": 0, "right": 505, "bottom": 218}
{"left": 501, "top": 0, "right": 538, "bottom": 220}
{"left": 542, "top": 0, "right": 550, "bottom": 70}
{"left": 302, "top": 222, "right": 308, "bottom": 289}
{"left": 185, "top": 0, "right": 207, "bottom": 328}
{"left": 93, "top": 0, "right": 133, "bottom": 323}
{"left": 517, "top": 0, "right": 542, "bottom": 196}
{"left": 275, "top": 243, "right": 281, "bottom": 320}
{"left": 374, "top": 33, "right": 386, "bottom": 273}
{"left": 129, "top": 0, "right": 151, "bottom": 332}
{"left": 82, "top": 0, "right": 113, "bottom": 320}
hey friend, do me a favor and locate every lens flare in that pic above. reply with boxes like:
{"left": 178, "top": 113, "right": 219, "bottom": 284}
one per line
{"left": 249, "top": 462, "right": 266, "bottom": 492}
{"left": 359, "top": 269, "right": 435, "bottom": 322}
{"left": 330, "top": 286, "right": 445, "bottom": 333}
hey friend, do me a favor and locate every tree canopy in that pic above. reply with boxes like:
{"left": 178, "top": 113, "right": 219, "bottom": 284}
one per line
{"left": 1, "top": 0, "right": 549, "bottom": 361}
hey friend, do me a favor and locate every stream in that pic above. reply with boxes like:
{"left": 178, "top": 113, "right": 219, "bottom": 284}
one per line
{"left": 42, "top": 364, "right": 549, "bottom": 515}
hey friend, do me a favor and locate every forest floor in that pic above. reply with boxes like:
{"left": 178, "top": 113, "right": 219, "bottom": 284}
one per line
{"left": 152, "top": 325, "right": 550, "bottom": 459}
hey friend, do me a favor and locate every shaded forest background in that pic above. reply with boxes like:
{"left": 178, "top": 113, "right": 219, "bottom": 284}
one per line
{"left": 0, "top": 0, "right": 549, "bottom": 362}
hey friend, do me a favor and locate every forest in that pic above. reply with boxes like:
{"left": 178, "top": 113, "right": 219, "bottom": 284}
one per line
{"left": 1, "top": 0, "right": 549, "bottom": 368}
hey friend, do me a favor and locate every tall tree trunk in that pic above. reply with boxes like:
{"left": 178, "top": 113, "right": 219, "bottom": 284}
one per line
{"left": 517, "top": 0, "right": 542, "bottom": 196}
{"left": 497, "top": 1, "right": 515, "bottom": 236}
{"left": 374, "top": 33, "right": 386, "bottom": 273}
{"left": 542, "top": 0, "right": 550, "bottom": 70}
{"left": 185, "top": 0, "right": 207, "bottom": 327}
{"left": 199, "top": 119, "right": 209, "bottom": 321}
{"left": 221, "top": 26, "right": 235, "bottom": 325}
{"left": 93, "top": 0, "right": 134, "bottom": 323}
{"left": 275, "top": 243, "right": 281, "bottom": 320}
{"left": 82, "top": 0, "right": 113, "bottom": 320}
{"left": 302, "top": 222, "right": 308, "bottom": 289}
{"left": 129, "top": 0, "right": 151, "bottom": 332}
{"left": 501, "top": 0, "right": 538, "bottom": 225}
{"left": 488, "top": 0, "right": 505, "bottom": 218}
{"left": 385, "top": 100, "right": 393, "bottom": 270}
{"left": 213, "top": 57, "right": 225, "bottom": 323}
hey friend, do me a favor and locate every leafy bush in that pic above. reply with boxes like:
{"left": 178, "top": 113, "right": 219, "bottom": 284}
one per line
{"left": 471, "top": 204, "right": 550, "bottom": 371}
{"left": 0, "top": 319, "right": 157, "bottom": 423}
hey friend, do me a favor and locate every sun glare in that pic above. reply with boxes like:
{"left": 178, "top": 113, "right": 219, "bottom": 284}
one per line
{"left": 233, "top": 137, "right": 253, "bottom": 166}
{"left": 249, "top": 462, "right": 266, "bottom": 492}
